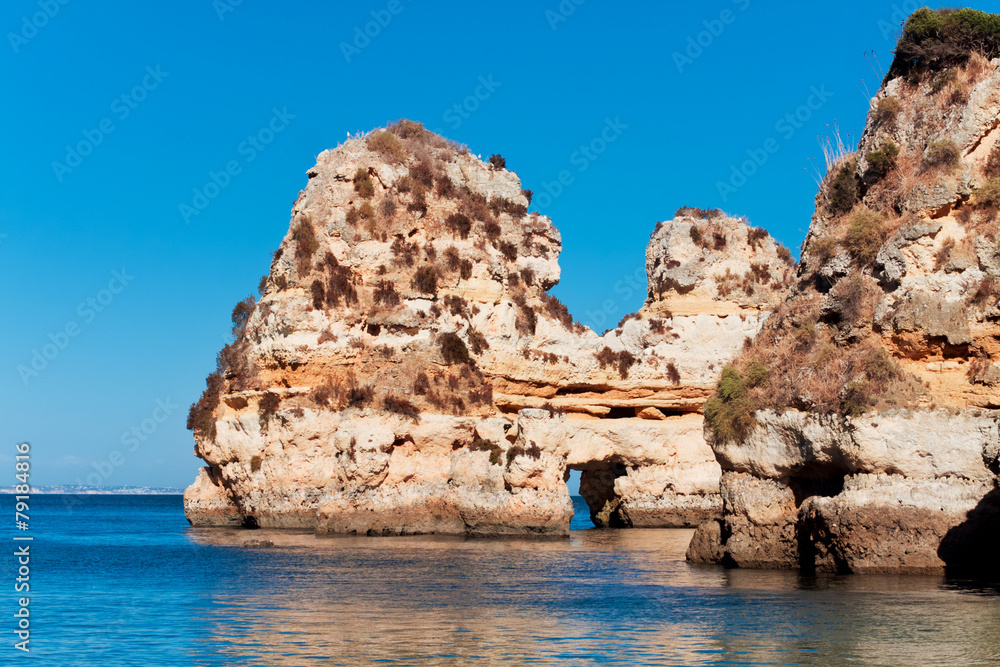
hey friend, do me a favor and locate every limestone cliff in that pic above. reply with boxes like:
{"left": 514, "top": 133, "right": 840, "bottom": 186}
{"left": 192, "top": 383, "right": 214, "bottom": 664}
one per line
{"left": 689, "top": 12, "right": 1000, "bottom": 574}
{"left": 183, "top": 121, "right": 793, "bottom": 535}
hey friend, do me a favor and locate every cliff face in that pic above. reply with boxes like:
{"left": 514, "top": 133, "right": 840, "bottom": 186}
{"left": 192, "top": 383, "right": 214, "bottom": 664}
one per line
{"left": 689, "top": 33, "right": 1000, "bottom": 573}
{"left": 183, "top": 122, "right": 793, "bottom": 535}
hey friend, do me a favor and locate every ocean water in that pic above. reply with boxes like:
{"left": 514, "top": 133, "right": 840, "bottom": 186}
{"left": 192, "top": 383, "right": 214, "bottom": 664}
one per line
{"left": 4, "top": 495, "right": 1000, "bottom": 666}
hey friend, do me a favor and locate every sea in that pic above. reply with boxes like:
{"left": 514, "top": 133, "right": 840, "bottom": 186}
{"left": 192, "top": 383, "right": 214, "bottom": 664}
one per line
{"left": 3, "top": 494, "right": 999, "bottom": 666}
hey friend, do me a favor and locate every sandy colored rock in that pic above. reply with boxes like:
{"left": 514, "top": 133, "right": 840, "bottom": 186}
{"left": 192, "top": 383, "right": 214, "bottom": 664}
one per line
{"left": 693, "top": 50, "right": 1000, "bottom": 574}
{"left": 183, "top": 123, "right": 793, "bottom": 536}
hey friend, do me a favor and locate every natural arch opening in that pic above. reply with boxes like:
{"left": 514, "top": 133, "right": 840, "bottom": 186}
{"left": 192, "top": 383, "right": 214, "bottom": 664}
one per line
{"left": 567, "top": 458, "right": 631, "bottom": 528}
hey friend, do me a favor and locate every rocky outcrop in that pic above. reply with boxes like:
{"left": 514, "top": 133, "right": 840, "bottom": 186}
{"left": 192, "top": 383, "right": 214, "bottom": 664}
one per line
{"left": 689, "top": 21, "right": 1000, "bottom": 574}
{"left": 183, "top": 122, "right": 793, "bottom": 536}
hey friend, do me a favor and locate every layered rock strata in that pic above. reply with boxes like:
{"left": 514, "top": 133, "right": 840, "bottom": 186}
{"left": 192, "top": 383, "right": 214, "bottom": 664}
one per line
{"left": 183, "top": 122, "right": 793, "bottom": 535}
{"left": 689, "top": 28, "right": 1000, "bottom": 574}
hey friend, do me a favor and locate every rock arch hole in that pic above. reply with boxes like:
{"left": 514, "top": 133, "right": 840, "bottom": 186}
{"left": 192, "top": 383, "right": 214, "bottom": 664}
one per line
{"left": 566, "top": 458, "right": 631, "bottom": 528}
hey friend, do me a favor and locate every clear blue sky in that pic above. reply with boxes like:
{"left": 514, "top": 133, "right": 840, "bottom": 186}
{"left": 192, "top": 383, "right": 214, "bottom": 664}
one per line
{"left": 4, "top": 0, "right": 996, "bottom": 488}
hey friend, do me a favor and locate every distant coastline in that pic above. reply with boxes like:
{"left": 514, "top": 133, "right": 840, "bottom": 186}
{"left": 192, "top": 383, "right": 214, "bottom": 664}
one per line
{"left": 0, "top": 485, "right": 183, "bottom": 495}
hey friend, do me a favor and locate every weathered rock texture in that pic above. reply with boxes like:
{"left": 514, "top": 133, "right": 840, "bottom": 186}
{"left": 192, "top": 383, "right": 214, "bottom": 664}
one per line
{"left": 689, "top": 39, "right": 1000, "bottom": 573}
{"left": 183, "top": 122, "right": 792, "bottom": 536}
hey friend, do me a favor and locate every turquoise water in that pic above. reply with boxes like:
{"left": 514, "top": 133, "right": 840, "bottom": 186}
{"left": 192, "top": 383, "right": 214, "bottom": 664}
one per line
{"left": 5, "top": 495, "right": 1000, "bottom": 666}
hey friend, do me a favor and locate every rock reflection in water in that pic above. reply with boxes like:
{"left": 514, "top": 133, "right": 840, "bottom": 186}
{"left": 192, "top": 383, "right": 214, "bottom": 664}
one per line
{"left": 187, "top": 528, "right": 1000, "bottom": 666}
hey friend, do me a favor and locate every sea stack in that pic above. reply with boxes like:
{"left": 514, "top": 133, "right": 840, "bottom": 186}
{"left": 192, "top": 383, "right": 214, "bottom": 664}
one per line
{"left": 182, "top": 121, "right": 793, "bottom": 535}
{"left": 688, "top": 10, "right": 1000, "bottom": 574}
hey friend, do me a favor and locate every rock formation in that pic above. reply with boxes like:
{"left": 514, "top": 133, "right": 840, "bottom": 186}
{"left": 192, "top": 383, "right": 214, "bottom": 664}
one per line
{"left": 689, "top": 11, "right": 1000, "bottom": 574}
{"left": 183, "top": 122, "right": 793, "bottom": 536}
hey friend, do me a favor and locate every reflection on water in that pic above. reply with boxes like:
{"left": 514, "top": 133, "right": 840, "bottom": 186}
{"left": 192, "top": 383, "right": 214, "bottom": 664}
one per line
{"left": 15, "top": 495, "right": 1000, "bottom": 666}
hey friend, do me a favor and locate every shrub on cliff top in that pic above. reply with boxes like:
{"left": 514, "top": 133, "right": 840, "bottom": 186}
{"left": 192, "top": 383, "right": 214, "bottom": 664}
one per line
{"left": 488, "top": 154, "right": 506, "bottom": 170}
{"left": 388, "top": 119, "right": 427, "bottom": 141}
{"left": 888, "top": 8, "right": 1000, "bottom": 79}
{"left": 366, "top": 129, "right": 407, "bottom": 163}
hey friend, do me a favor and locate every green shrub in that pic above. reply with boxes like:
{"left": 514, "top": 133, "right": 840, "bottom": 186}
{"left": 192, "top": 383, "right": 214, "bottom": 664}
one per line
{"left": 411, "top": 265, "right": 438, "bottom": 294}
{"left": 873, "top": 97, "right": 902, "bottom": 127}
{"left": 438, "top": 332, "right": 470, "bottom": 365}
{"left": 827, "top": 162, "right": 859, "bottom": 215}
{"left": 743, "top": 359, "right": 770, "bottom": 388}
{"left": 395, "top": 175, "right": 414, "bottom": 193}
{"left": 887, "top": 8, "right": 1000, "bottom": 79}
{"left": 810, "top": 236, "right": 838, "bottom": 264}
{"left": 703, "top": 366, "right": 755, "bottom": 444}
{"left": 407, "top": 187, "right": 428, "bottom": 215}
{"left": 986, "top": 144, "right": 1000, "bottom": 179}
{"left": 469, "top": 437, "right": 503, "bottom": 466}
{"left": 366, "top": 129, "right": 407, "bottom": 162}
{"left": 930, "top": 68, "right": 955, "bottom": 93}
{"left": 841, "top": 381, "right": 872, "bottom": 417}
{"left": 845, "top": 209, "right": 885, "bottom": 266}
{"left": 866, "top": 141, "right": 900, "bottom": 180}
{"left": 974, "top": 179, "right": 1000, "bottom": 207}
{"left": 923, "top": 139, "right": 962, "bottom": 172}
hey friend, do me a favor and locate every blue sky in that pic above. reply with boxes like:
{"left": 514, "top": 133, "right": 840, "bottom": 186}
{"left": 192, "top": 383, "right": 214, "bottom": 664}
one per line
{"left": 4, "top": 0, "right": 996, "bottom": 488}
